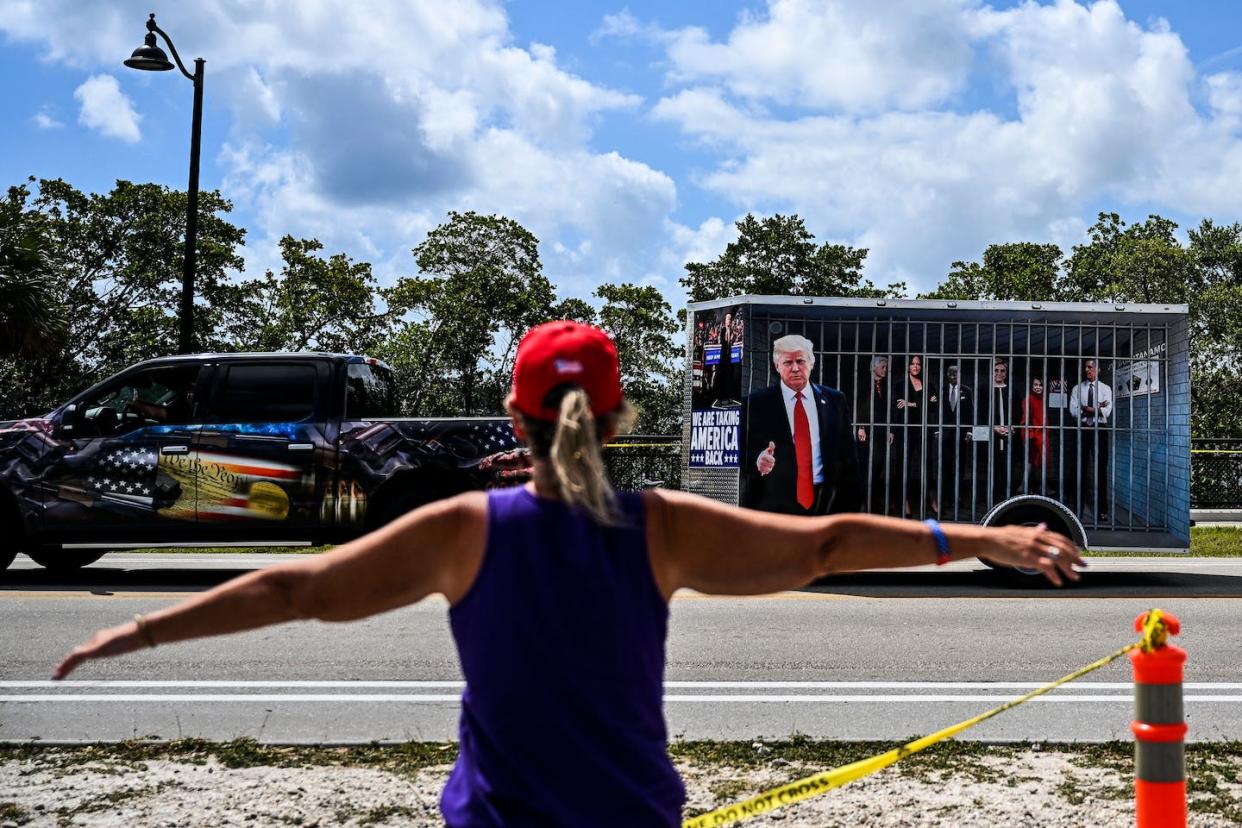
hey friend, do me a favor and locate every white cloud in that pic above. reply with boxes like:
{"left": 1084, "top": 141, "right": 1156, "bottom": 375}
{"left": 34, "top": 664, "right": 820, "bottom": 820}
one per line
{"left": 32, "top": 108, "right": 63, "bottom": 130}
{"left": 14, "top": 0, "right": 1242, "bottom": 305}
{"left": 651, "top": 0, "right": 1242, "bottom": 291}
{"left": 1, "top": 0, "right": 671, "bottom": 300}
{"left": 663, "top": 0, "right": 978, "bottom": 112}
{"left": 594, "top": 10, "right": 643, "bottom": 41}
{"left": 73, "top": 74, "right": 141, "bottom": 143}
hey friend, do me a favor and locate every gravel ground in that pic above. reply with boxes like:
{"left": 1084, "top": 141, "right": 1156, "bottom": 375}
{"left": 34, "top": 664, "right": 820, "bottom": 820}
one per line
{"left": 1, "top": 747, "right": 1239, "bottom": 826}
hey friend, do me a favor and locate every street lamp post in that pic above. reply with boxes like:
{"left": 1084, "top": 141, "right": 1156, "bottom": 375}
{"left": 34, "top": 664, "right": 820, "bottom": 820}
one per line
{"left": 124, "top": 13, "right": 204, "bottom": 355}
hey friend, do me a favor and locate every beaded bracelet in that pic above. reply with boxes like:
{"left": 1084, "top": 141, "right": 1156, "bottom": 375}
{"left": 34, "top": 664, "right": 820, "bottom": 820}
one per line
{"left": 924, "top": 518, "right": 951, "bottom": 566}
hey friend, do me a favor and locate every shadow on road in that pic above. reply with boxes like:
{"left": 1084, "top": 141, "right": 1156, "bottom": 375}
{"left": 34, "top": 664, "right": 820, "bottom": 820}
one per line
{"left": 804, "top": 568, "right": 1242, "bottom": 598}
{"left": 1, "top": 566, "right": 252, "bottom": 593}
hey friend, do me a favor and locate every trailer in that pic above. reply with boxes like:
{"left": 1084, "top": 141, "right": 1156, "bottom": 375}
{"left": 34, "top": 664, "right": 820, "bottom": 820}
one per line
{"left": 682, "top": 296, "right": 1191, "bottom": 554}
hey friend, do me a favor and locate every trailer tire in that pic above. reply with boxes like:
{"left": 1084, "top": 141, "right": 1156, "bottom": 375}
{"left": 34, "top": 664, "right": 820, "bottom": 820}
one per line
{"left": 979, "top": 495, "right": 1087, "bottom": 584}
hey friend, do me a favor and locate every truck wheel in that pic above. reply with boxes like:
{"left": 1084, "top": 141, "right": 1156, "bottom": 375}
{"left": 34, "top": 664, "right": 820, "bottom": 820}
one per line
{"left": 25, "top": 549, "right": 107, "bottom": 572}
{"left": 979, "top": 495, "right": 1087, "bottom": 585}
{"left": 0, "top": 499, "right": 22, "bottom": 572}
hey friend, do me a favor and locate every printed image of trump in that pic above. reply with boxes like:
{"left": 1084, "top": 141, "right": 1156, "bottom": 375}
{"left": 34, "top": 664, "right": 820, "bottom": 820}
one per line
{"left": 741, "top": 334, "right": 862, "bottom": 515}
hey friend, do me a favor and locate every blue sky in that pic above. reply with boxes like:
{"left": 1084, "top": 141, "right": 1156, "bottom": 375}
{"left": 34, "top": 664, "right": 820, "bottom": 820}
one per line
{"left": 4, "top": 0, "right": 1242, "bottom": 302}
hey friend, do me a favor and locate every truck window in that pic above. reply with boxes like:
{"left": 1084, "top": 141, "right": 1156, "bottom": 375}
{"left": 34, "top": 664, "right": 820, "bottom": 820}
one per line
{"left": 207, "top": 363, "right": 317, "bottom": 423}
{"left": 345, "top": 363, "right": 396, "bottom": 419}
{"left": 76, "top": 364, "right": 204, "bottom": 436}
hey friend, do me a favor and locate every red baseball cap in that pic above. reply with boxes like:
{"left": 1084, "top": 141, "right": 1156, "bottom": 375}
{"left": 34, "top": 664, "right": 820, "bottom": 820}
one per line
{"left": 511, "top": 320, "right": 623, "bottom": 420}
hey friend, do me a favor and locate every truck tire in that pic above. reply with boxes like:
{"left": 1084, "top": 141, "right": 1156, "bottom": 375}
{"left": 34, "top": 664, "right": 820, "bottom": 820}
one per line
{"left": 25, "top": 549, "right": 107, "bottom": 573}
{"left": 0, "top": 494, "right": 23, "bottom": 572}
{"left": 979, "top": 495, "right": 1087, "bottom": 585}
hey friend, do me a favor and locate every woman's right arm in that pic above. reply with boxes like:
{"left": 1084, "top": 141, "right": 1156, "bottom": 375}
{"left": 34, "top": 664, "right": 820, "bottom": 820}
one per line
{"left": 53, "top": 492, "right": 487, "bottom": 679}
{"left": 645, "top": 489, "right": 1083, "bottom": 600}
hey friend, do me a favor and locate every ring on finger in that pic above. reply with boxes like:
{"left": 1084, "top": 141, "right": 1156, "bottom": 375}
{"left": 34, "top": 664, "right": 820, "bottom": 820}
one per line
{"left": 1046, "top": 547, "right": 1060, "bottom": 560}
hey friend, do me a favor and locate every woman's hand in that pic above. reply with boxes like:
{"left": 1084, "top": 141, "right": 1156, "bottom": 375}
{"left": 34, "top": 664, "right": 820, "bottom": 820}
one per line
{"left": 53, "top": 621, "right": 147, "bottom": 680}
{"left": 979, "top": 523, "right": 1085, "bottom": 586}
{"left": 856, "top": 427, "right": 867, "bottom": 443}
{"left": 896, "top": 399, "right": 907, "bottom": 409}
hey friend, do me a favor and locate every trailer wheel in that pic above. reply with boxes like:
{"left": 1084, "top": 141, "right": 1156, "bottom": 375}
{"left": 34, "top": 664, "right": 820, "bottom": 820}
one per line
{"left": 979, "top": 495, "right": 1086, "bottom": 584}
{"left": 25, "top": 549, "right": 107, "bottom": 573}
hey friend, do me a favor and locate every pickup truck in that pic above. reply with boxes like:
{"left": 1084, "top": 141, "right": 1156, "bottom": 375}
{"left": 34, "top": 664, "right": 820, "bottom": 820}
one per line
{"left": 0, "top": 353, "right": 529, "bottom": 572}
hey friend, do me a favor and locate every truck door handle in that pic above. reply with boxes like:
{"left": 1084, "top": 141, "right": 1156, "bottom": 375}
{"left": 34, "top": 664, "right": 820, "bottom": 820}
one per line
{"left": 288, "top": 443, "right": 315, "bottom": 453}
{"left": 161, "top": 445, "right": 190, "bottom": 455}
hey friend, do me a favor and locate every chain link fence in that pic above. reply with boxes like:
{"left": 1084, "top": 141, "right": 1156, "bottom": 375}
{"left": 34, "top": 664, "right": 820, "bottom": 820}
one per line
{"left": 1192, "top": 438, "right": 1242, "bottom": 509}
{"left": 607, "top": 434, "right": 1242, "bottom": 508}
{"left": 604, "top": 434, "right": 682, "bottom": 491}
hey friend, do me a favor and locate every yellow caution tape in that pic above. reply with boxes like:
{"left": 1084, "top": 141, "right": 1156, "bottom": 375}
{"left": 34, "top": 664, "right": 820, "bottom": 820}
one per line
{"left": 1190, "top": 449, "right": 1242, "bottom": 454}
{"left": 684, "top": 612, "right": 1174, "bottom": 828}
{"left": 1137, "top": 608, "right": 1168, "bottom": 652}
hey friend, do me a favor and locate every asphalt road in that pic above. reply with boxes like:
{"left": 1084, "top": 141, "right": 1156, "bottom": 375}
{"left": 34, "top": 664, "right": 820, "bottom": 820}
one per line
{"left": 2, "top": 553, "right": 1240, "bottom": 744}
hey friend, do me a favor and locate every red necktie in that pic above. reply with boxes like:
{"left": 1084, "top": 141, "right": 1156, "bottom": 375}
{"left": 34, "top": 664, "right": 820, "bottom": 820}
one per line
{"left": 794, "top": 392, "right": 814, "bottom": 510}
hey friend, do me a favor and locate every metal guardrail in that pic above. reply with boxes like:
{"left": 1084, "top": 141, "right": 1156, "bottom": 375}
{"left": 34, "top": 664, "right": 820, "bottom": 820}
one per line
{"left": 1192, "top": 438, "right": 1242, "bottom": 509}
{"left": 609, "top": 434, "right": 1242, "bottom": 509}
{"left": 604, "top": 434, "right": 682, "bottom": 491}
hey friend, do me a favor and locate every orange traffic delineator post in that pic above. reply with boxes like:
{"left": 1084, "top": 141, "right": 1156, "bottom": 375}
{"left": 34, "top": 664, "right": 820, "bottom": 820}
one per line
{"left": 1130, "top": 609, "right": 1187, "bottom": 828}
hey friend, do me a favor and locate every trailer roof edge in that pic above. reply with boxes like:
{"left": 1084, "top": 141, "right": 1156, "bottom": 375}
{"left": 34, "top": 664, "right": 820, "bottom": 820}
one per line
{"left": 686, "top": 295, "right": 1189, "bottom": 315}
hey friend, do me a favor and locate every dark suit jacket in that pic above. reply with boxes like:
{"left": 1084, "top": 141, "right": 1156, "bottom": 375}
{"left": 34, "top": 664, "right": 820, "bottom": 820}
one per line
{"left": 742, "top": 383, "right": 862, "bottom": 515}
{"left": 934, "top": 382, "right": 974, "bottom": 428}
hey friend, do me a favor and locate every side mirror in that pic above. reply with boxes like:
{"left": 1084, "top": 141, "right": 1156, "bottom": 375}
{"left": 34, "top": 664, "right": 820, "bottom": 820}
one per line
{"left": 58, "top": 404, "right": 77, "bottom": 435}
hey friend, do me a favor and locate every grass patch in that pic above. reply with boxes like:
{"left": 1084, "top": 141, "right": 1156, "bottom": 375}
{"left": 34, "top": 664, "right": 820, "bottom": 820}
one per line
{"left": 670, "top": 736, "right": 1031, "bottom": 784}
{"left": 0, "top": 738, "right": 456, "bottom": 780}
{"left": 1083, "top": 525, "right": 1242, "bottom": 557}
{"left": 353, "top": 804, "right": 423, "bottom": 826}
{"left": 57, "top": 783, "right": 170, "bottom": 818}
{"left": 0, "top": 801, "right": 31, "bottom": 825}
{"left": 122, "top": 545, "right": 332, "bottom": 555}
{"left": 1188, "top": 526, "right": 1242, "bottom": 556}
{"left": 5, "top": 739, "right": 1242, "bottom": 822}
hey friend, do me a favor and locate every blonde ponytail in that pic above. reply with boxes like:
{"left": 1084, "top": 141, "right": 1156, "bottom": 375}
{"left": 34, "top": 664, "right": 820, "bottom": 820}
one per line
{"left": 549, "top": 388, "right": 621, "bottom": 525}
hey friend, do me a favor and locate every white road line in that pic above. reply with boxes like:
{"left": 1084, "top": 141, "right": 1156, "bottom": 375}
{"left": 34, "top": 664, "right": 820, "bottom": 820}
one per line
{"left": 4, "top": 680, "right": 1241, "bottom": 690}
{"left": 2, "top": 694, "right": 1241, "bottom": 704}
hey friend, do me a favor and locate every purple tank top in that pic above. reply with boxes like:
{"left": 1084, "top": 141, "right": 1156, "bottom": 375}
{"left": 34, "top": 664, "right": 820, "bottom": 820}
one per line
{"left": 440, "top": 485, "right": 684, "bottom": 827}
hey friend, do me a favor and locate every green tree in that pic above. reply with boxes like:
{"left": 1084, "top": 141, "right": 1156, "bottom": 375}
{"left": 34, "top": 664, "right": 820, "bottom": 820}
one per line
{"left": 0, "top": 186, "right": 65, "bottom": 358}
{"left": 1065, "top": 213, "right": 1197, "bottom": 304}
{"left": 224, "top": 236, "right": 384, "bottom": 354}
{"left": 595, "top": 282, "right": 682, "bottom": 432}
{"left": 381, "top": 211, "right": 555, "bottom": 415}
{"left": 922, "top": 213, "right": 1242, "bottom": 437}
{"left": 0, "top": 178, "right": 246, "bottom": 418}
{"left": 920, "top": 242, "right": 1064, "bottom": 301}
{"left": 681, "top": 213, "right": 903, "bottom": 301}
{"left": 1186, "top": 219, "right": 1242, "bottom": 438}
{"left": 550, "top": 297, "right": 597, "bottom": 325}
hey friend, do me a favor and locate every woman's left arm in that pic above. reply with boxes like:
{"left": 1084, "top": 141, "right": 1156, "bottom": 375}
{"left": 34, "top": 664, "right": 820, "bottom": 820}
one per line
{"left": 53, "top": 493, "right": 485, "bottom": 679}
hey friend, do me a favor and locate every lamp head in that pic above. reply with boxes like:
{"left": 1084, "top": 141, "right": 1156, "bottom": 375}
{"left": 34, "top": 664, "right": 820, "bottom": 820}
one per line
{"left": 124, "top": 15, "right": 173, "bottom": 71}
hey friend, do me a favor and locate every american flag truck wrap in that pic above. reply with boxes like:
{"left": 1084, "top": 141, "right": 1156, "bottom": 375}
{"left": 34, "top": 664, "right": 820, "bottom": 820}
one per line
{"left": 0, "top": 353, "right": 529, "bottom": 572}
